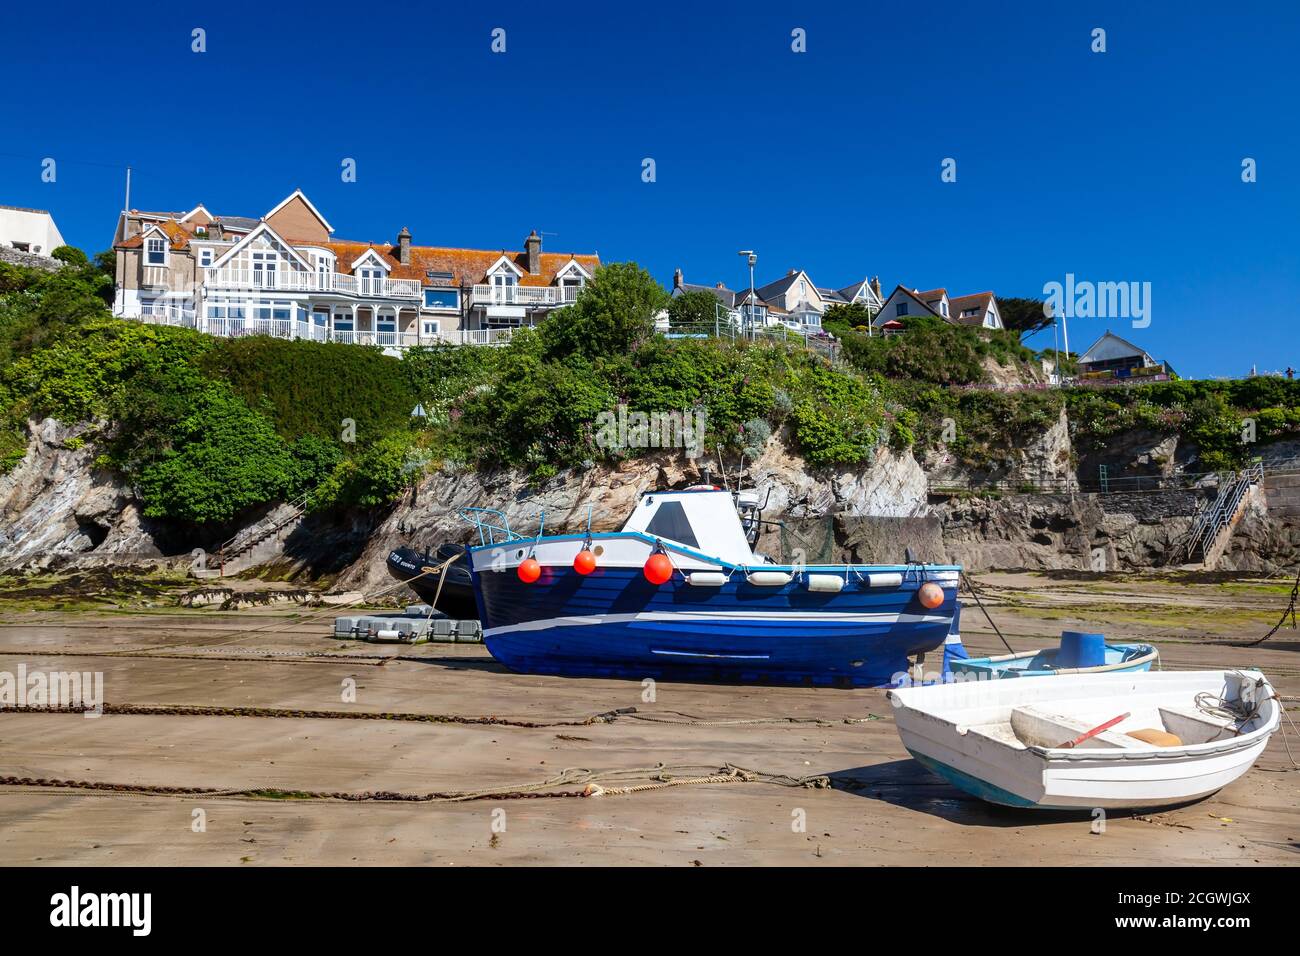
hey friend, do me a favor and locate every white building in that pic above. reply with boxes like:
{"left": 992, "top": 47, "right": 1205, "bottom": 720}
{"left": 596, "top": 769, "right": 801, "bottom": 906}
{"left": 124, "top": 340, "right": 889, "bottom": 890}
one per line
{"left": 873, "top": 285, "right": 1005, "bottom": 331}
{"left": 0, "top": 205, "right": 65, "bottom": 256}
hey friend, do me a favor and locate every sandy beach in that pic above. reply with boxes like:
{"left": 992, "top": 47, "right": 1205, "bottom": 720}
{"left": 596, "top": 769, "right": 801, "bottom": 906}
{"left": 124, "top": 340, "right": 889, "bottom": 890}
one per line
{"left": 0, "top": 571, "right": 1296, "bottom": 866}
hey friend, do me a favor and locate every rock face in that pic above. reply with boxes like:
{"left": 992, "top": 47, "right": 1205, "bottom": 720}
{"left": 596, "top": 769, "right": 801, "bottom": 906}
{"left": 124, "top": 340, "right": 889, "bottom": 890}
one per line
{"left": 332, "top": 437, "right": 933, "bottom": 600}
{"left": 0, "top": 419, "right": 166, "bottom": 571}
{"left": 933, "top": 488, "right": 1210, "bottom": 572}
{"left": 921, "top": 407, "right": 1076, "bottom": 491}
{"left": 2, "top": 411, "right": 1297, "bottom": 592}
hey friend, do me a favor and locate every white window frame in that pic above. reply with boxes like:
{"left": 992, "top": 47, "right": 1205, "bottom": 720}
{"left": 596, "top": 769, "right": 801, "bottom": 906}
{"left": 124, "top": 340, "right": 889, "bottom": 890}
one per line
{"left": 198, "top": 248, "right": 214, "bottom": 267}
{"left": 423, "top": 288, "right": 459, "bottom": 310}
{"left": 251, "top": 250, "right": 279, "bottom": 289}
{"left": 145, "top": 236, "right": 168, "bottom": 266}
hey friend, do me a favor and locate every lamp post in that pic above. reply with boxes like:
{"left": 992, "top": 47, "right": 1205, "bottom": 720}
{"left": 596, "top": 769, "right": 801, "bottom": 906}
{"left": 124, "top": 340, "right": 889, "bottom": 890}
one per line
{"left": 738, "top": 250, "right": 757, "bottom": 336}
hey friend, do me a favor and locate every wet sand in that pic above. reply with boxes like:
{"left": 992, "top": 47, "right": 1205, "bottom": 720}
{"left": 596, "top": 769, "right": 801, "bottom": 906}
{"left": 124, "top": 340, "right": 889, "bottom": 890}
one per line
{"left": 0, "top": 571, "right": 1297, "bottom": 866}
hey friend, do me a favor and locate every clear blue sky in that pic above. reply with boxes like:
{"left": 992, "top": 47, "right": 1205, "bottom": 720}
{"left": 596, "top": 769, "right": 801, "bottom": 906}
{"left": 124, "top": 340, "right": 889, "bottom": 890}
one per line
{"left": 2, "top": 1, "right": 1296, "bottom": 379}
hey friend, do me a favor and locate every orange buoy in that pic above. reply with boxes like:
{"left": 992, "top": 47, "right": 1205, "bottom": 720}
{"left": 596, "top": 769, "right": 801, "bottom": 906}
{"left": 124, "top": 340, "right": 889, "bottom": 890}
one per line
{"left": 573, "top": 549, "right": 596, "bottom": 575}
{"left": 517, "top": 557, "right": 541, "bottom": 583}
{"left": 917, "top": 582, "right": 944, "bottom": 609}
{"left": 643, "top": 552, "right": 673, "bottom": 585}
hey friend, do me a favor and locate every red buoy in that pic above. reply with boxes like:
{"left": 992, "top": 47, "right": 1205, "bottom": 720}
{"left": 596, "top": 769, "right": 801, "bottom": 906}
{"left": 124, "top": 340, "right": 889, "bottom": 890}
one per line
{"left": 517, "top": 558, "right": 541, "bottom": 584}
{"left": 917, "top": 582, "right": 944, "bottom": 609}
{"left": 573, "top": 549, "right": 596, "bottom": 575}
{"left": 643, "top": 552, "right": 673, "bottom": 585}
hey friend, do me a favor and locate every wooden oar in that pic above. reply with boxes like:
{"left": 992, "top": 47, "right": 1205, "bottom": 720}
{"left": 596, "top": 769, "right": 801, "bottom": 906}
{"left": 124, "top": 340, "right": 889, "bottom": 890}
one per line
{"left": 1060, "top": 712, "right": 1130, "bottom": 749}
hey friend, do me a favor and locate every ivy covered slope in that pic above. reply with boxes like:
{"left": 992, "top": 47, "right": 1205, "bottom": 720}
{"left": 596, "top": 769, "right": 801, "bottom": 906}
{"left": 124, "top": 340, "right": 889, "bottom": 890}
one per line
{"left": 2, "top": 250, "right": 1299, "bottom": 532}
{"left": 823, "top": 304, "right": 1300, "bottom": 472}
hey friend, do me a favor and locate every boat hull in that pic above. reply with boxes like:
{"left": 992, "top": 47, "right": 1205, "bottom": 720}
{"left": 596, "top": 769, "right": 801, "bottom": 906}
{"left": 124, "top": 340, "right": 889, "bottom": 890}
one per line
{"left": 889, "top": 671, "right": 1279, "bottom": 810}
{"left": 949, "top": 642, "right": 1158, "bottom": 679}
{"left": 386, "top": 545, "right": 476, "bottom": 617}
{"left": 471, "top": 539, "right": 959, "bottom": 687}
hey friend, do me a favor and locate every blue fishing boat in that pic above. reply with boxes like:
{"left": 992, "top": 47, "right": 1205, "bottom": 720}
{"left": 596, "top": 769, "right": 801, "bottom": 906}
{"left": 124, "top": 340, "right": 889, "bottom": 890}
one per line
{"left": 948, "top": 631, "right": 1158, "bottom": 679}
{"left": 464, "top": 487, "right": 962, "bottom": 687}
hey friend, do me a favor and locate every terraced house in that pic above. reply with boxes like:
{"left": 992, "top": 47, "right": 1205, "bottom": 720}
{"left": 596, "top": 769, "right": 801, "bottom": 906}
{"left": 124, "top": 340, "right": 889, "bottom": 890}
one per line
{"left": 111, "top": 190, "right": 600, "bottom": 349}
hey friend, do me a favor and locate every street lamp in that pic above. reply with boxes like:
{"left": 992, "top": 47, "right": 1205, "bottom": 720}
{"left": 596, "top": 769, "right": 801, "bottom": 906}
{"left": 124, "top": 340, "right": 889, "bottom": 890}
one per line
{"left": 738, "top": 250, "right": 757, "bottom": 334}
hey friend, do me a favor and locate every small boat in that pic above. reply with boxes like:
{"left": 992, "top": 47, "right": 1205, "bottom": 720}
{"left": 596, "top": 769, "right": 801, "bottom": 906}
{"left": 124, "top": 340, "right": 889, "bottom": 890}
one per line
{"left": 386, "top": 544, "right": 477, "bottom": 618}
{"left": 949, "top": 631, "right": 1157, "bottom": 679}
{"left": 464, "top": 487, "right": 962, "bottom": 687}
{"left": 887, "top": 669, "right": 1281, "bottom": 810}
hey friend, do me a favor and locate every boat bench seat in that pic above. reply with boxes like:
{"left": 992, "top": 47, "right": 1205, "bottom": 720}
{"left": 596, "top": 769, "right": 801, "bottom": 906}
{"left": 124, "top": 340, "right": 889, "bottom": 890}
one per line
{"left": 1010, "top": 705, "right": 1147, "bottom": 750}
{"left": 1158, "top": 705, "right": 1237, "bottom": 744}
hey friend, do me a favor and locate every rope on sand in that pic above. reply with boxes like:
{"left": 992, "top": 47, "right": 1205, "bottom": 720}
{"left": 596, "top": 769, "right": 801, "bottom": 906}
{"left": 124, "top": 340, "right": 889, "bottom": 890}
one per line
{"left": 0, "top": 762, "right": 832, "bottom": 803}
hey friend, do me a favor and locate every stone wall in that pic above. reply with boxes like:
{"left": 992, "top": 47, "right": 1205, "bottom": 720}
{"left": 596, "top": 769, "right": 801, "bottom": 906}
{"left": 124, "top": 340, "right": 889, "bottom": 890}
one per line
{"left": 0, "top": 247, "right": 64, "bottom": 272}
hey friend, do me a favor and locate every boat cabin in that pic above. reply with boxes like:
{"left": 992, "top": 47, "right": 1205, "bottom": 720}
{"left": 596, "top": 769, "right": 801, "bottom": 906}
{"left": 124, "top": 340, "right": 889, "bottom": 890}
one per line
{"left": 620, "top": 489, "right": 757, "bottom": 565}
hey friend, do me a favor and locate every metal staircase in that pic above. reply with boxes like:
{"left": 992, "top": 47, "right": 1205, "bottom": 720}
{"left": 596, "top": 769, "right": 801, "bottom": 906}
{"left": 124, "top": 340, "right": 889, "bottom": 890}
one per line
{"left": 1184, "top": 462, "right": 1263, "bottom": 563}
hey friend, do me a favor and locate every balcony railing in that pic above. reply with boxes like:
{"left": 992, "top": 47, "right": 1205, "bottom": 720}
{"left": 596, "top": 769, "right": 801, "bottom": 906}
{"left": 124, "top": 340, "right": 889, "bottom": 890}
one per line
{"left": 205, "top": 267, "right": 421, "bottom": 299}
{"left": 136, "top": 302, "right": 197, "bottom": 327}
{"left": 470, "top": 284, "right": 581, "bottom": 307}
{"left": 130, "top": 311, "right": 521, "bottom": 349}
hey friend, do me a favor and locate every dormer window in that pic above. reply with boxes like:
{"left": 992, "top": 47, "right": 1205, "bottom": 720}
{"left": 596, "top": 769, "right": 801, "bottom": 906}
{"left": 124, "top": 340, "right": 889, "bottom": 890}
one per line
{"left": 940, "top": 302, "right": 949, "bottom": 317}
{"left": 146, "top": 237, "right": 167, "bottom": 266}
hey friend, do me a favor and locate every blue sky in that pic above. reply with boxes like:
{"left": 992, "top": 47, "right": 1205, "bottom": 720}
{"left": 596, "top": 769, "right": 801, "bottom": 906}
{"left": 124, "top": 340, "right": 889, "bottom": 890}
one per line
{"left": 2, "top": 1, "right": 1296, "bottom": 379}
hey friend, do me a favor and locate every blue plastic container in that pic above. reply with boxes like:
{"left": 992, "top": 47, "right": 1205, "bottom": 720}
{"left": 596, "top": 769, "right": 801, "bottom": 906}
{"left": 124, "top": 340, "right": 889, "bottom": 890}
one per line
{"left": 1058, "top": 631, "right": 1107, "bottom": 669}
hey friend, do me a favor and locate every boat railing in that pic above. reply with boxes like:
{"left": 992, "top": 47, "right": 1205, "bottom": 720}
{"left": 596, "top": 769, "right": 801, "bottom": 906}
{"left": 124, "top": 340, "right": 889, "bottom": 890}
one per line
{"left": 457, "top": 507, "right": 528, "bottom": 546}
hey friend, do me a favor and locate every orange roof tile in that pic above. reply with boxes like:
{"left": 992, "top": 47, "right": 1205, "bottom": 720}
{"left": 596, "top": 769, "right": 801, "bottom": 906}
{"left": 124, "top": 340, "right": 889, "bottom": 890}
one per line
{"left": 311, "top": 240, "right": 600, "bottom": 287}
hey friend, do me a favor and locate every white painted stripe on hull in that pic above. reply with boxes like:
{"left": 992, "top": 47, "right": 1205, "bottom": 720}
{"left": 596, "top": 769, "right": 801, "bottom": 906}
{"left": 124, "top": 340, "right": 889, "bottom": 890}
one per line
{"left": 483, "top": 610, "right": 951, "bottom": 638}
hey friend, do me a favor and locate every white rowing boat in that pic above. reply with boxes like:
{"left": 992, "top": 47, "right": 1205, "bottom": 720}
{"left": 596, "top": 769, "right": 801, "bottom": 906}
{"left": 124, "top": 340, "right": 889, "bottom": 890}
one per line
{"left": 887, "top": 669, "right": 1281, "bottom": 810}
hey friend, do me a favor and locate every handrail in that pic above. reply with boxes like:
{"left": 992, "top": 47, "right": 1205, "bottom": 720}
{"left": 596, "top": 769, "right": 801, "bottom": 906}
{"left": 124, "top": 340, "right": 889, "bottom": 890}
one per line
{"left": 457, "top": 507, "right": 526, "bottom": 546}
{"left": 1185, "top": 462, "right": 1263, "bottom": 561}
{"left": 218, "top": 488, "right": 315, "bottom": 573}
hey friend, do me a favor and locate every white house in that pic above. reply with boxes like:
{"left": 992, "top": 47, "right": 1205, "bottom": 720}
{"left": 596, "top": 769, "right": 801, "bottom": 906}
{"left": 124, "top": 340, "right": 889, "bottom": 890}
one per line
{"left": 874, "top": 285, "right": 1004, "bottom": 331}
{"left": 1076, "top": 330, "right": 1172, "bottom": 381}
{"left": 0, "top": 205, "right": 65, "bottom": 256}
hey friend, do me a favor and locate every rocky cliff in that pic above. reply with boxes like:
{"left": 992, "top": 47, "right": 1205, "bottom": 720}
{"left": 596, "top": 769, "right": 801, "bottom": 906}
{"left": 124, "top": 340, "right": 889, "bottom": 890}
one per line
{"left": 3, "top": 412, "right": 1297, "bottom": 594}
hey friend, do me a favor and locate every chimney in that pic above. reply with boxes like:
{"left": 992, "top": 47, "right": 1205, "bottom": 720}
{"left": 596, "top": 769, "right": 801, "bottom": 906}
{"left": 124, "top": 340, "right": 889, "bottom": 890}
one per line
{"left": 208, "top": 220, "right": 224, "bottom": 242}
{"left": 525, "top": 230, "right": 541, "bottom": 275}
{"left": 673, "top": 268, "right": 683, "bottom": 290}
{"left": 870, "top": 276, "right": 882, "bottom": 298}
{"left": 397, "top": 226, "right": 411, "bottom": 266}
{"left": 715, "top": 282, "right": 725, "bottom": 290}
{"left": 788, "top": 268, "right": 797, "bottom": 276}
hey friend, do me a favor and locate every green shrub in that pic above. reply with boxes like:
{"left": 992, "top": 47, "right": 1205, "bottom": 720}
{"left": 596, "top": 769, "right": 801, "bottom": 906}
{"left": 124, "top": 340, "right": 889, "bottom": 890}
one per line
{"left": 136, "top": 385, "right": 296, "bottom": 524}
{"left": 200, "top": 336, "right": 417, "bottom": 443}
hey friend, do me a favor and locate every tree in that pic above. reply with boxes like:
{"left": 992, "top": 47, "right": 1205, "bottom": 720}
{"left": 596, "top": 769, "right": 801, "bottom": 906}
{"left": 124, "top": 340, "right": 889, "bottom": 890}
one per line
{"left": 666, "top": 289, "right": 723, "bottom": 330}
{"left": 540, "top": 262, "right": 669, "bottom": 360}
{"left": 51, "top": 246, "right": 89, "bottom": 268}
{"left": 999, "top": 296, "right": 1053, "bottom": 337}
{"left": 822, "top": 302, "right": 874, "bottom": 332}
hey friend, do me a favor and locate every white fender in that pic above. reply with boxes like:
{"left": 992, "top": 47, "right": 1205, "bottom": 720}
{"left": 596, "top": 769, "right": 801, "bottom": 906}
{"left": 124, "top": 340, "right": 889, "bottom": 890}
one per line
{"left": 747, "top": 570, "right": 793, "bottom": 587}
{"left": 686, "top": 572, "right": 727, "bottom": 587}
{"left": 806, "top": 574, "right": 844, "bottom": 593}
